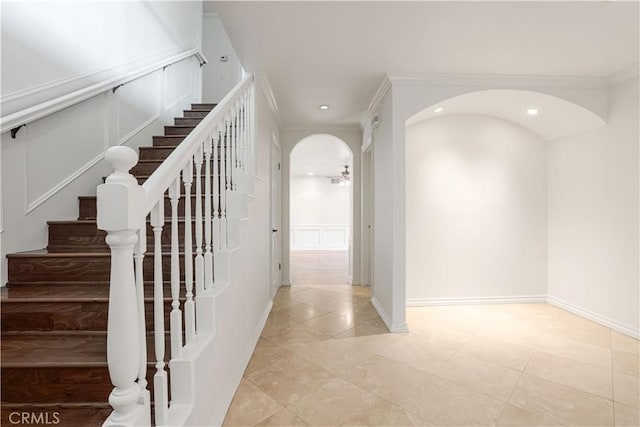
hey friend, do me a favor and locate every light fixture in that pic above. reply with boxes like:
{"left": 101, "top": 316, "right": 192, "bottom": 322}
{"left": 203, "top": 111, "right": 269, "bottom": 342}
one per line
{"left": 526, "top": 108, "right": 539, "bottom": 116}
{"left": 319, "top": 105, "right": 330, "bottom": 110}
{"left": 433, "top": 107, "right": 444, "bottom": 113}
{"left": 307, "top": 172, "right": 314, "bottom": 176}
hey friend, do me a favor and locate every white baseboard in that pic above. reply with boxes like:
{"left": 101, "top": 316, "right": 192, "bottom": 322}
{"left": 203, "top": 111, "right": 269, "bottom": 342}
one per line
{"left": 547, "top": 295, "right": 640, "bottom": 339}
{"left": 371, "top": 296, "right": 409, "bottom": 333}
{"left": 406, "top": 295, "right": 547, "bottom": 306}
{"left": 209, "top": 299, "right": 273, "bottom": 426}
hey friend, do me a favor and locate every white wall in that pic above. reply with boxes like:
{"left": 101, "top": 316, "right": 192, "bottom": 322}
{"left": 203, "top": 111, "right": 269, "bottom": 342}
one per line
{"left": 0, "top": 1, "right": 203, "bottom": 285}
{"left": 281, "top": 127, "right": 362, "bottom": 284}
{"left": 548, "top": 75, "right": 639, "bottom": 336}
{"left": 370, "top": 89, "right": 408, "bottom": 331}
{"left": 192, "top": 82, "right": 279, "bottom": 426}
{"left": 202, "top": 13, "right": 243, "bottom": 103}
{"left": 290, "top": 176, "right": 350, "bottom": 224}
{"left": 290, "top": 176, "right": 350, "bottom": 250}
{"left": 406, "top": 114, "right": 548, "bottom": 303}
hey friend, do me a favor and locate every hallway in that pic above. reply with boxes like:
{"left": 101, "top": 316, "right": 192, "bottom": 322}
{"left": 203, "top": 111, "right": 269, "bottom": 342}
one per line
{"left": 224, "top": 286, "right": 639, "bottom": 426}
{"left": 289, "top": 251, "right": 350, "bottom": 285}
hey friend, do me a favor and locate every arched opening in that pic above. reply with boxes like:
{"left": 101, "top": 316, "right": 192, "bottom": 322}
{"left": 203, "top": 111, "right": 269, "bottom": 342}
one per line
{"left": 403, "top": 89, "right": 607, "bottom": 312}
{"left": 289, "top": 134, "right": 354, "bottom": 286}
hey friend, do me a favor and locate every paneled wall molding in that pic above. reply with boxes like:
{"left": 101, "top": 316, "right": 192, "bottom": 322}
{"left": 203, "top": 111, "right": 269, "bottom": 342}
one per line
{"left": 290, "top": 224, "right": 350, "bottom": 250}
{"left": 1, "top": 46, "right": 204, "bottom": 134}
{"left": 20, "top": 56, "right": 196, "bottom": 214}
{"left": 388, "top": 72, "right": 609, "bottom": 89}
{"left": 26, "top": 153, "right": 105, "bottom": 214}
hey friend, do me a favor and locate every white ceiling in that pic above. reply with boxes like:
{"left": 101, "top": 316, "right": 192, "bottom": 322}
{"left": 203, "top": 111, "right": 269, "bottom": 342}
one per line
{"left": 406, "top": 89, "right": 607, "bottom": 141}
{"left": 210, "top": 1, "right": 638, "bottom": 128}
{"left": 290, "top": 134, "right": 353, "bottom": 177}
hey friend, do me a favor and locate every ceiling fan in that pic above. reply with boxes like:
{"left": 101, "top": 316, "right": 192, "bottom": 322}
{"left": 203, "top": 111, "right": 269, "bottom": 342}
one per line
{"left": 325, "top": 165, "right": 350, "bottom": 185}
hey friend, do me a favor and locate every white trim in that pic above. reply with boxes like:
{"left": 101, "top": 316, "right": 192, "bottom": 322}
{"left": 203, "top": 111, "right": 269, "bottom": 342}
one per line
{"left": 367, "top": 75, "right": 391, "bottom": 115}
{"left": 388, "top": 73, "right": 608, "bottom": 89}
{"left": 547, "top": 295, "right": 639, "bottom": 339}
{"left": 1, "top": 47, "right": 203, "bottom": 134}
{"left": 26, "top": 152, "right": 105, "bottom": 213}
{"left": 254, "top": 72, "right": 282, "bottom": 126}
{"left": 609, "top": 63, "right": 639, "bottom": 86}
{"left": 282, "top": 125, "right": 361, "bottom": 131}
{"left": 119, "top": 113, "right": 160, "bottom": 146}
{"left": 208, "top": 299, "right": 273, "bottom": 426}
{"left": 407, "top": 295, "right": 547, "bottom": 306}
{"left": 371, "top": 295, "right": 409, "bottom": 333}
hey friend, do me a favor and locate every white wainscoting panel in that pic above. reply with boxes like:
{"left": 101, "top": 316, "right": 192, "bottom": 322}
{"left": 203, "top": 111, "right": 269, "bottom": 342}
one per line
{"left": 166, "top": 58, "right": 194, "bottom": 110}
{"left": 26, "top": 94, "right": 108, "bottom": 211}
{"left": 290, "top": 224, "right": 349, "bottom": 250}
{"left": 117, "top": 70, "right": 161, "bottom": 145}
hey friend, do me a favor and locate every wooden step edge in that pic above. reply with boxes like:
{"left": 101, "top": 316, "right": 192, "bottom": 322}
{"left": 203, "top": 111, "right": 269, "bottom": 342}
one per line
{"left": 0, "top": 402, "right": 112, "bottom": 409}
{"left": 1, "top": 295, "right": 180, "bottom": 304}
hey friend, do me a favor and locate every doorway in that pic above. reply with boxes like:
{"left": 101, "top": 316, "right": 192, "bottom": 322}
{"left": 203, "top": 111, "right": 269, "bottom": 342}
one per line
{"left": 289, "top": 134, "right": 354, "bottom": 286}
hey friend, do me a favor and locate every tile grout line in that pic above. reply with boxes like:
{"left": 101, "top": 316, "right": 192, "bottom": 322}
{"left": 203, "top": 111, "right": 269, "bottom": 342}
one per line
{"left": 495, "top": 325, "right": 545, "bottom": 424}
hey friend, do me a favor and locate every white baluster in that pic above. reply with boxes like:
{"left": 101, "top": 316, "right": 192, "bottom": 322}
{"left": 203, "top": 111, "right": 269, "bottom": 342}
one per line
{"left": 221, "top": 120, "right": 230, "bottom": 249}
{"left": 169, "top": 178, "right": 183, "bottom": 358}
{"left": 96, "top": 146, "right": 144, "bottom": 425}
{"left": 203, "top": 137, "right": 214, "bottom": 289}
{"left": 212, "top": 129, "right": 220, "bottom": 252}
{"left": 194, "top": 145, "right": 205, "bottom": 298}
{"left": 182, "top": 162, "right": 196, "bottom": 345}
{"left": 134, "top": 227, "right": 148, "bottom": 394}
{"left": 151, "top": 201, "right": 168, "bottom": 425}
{"left": 231, "top": 109, "right": 237, "bottom": 191}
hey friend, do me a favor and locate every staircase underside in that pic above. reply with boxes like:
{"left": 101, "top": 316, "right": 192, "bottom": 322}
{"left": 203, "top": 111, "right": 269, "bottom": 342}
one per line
{"left": 1, "top": 104, "right": 216, "bottom": 426}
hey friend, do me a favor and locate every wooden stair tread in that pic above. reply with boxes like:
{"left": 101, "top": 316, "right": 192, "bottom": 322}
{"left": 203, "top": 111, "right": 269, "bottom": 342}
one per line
{"left": 1, "top": 334, "right": 108, "bottom": 367}
{"left": 2, "top": 333, "right": 168, "bottom": 367}
{"left": 1, "top": 282, "right": 175, "bottom": 302}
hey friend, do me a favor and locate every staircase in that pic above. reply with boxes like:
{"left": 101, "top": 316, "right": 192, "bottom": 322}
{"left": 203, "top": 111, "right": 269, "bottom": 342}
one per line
{"left": 1, "top": 104, "right": 216, "bottom": 427}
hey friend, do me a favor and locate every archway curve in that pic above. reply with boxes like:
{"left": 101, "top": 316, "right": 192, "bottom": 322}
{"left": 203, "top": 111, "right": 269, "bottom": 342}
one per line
{"left": 405, "top": 89, "right": 606, "bottom": 140}
{"left": 288, "top": 133, "right": 355, "bottom": 286}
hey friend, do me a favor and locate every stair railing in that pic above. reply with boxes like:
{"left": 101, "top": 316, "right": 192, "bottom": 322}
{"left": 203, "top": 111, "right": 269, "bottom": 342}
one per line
{"left": 97, "top": 73, "right": 255, "bottom": 426}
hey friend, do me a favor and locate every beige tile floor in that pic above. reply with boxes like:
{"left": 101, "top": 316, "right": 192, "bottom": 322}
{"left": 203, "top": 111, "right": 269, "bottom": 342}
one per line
{"left": 224, "top": 285, "right": 640, "bottom": 427}
{"left": 290, "top": 251, "right": 350, "bottom": 285}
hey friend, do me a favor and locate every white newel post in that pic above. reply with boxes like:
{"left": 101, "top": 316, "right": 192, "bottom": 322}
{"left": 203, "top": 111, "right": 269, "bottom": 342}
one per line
{"left": 97, "top": 146, "right": 146, "bottom": 426}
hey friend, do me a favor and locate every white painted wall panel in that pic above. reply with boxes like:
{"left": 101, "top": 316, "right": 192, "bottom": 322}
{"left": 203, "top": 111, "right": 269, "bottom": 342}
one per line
{"left": 548, "top": 76, "right": 639, "bottom": 336}
{"left": 26, "top": 95, "right": 108, "bottom": 210}
{"left": 202, "top": 14, "right": 243, "bottom": 103}
{"left": 166, "top": 59, "right": 194, "bottom": 110}
{"left": 406, "top": 114, "right": 548, "bottom": 302}
{"left": 117, "top": 71, "right": 161, "bottom": 144}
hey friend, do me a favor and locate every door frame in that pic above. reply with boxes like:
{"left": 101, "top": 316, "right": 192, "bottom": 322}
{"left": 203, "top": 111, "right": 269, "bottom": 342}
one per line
{"left": 270, "top": 134, "right": 282, "bottom": 297}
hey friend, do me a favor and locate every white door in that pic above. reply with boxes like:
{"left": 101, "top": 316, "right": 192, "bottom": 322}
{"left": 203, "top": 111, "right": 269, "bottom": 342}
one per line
{"left": 271, "top": 140, "right": 282, "bottom": 294}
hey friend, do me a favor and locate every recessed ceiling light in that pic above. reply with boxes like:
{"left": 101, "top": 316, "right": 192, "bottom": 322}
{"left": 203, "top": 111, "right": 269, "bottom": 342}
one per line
{"left": 526, "top": 108, "right": 539, "bottom": 116}
{"left": 433, "top": 107, "right": 444, "bottom": 113}
{"left": 307, "top": 172, "right": 314, "bottom": 176}
{"left": 319, "top": 105, "right": 330, "bottom": 110}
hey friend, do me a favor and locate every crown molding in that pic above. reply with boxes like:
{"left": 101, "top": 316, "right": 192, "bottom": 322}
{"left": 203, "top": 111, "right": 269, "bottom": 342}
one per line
{"left": 388, "top": 72, "right": 608, "bottom": 89}
{"left": 254, "top": 72, "right": 282, "bottom": 127}
{"left": 367, "top": 75, "right": 391, "bottom": 115}
{"left": 609, "top": 63, "right": 639, "bottom": 86}
{"left": 281, "top": 125, "right": 361, "bottom": 132}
